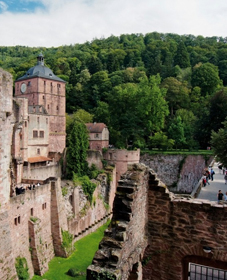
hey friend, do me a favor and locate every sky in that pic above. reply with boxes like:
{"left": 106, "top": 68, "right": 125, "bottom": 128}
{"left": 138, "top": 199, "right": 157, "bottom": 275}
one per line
{"left": 1, "top": 0, "right": 227, "bottom": 47}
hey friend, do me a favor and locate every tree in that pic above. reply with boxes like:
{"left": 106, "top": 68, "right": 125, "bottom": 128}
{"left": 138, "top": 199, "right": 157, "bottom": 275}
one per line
{"left": 191, "top": 63, "right": 221, "bottom": 95}
{"left": 211, "top": 119, "right": 227, "bottom": 167}
{"left": 148, "top": 131, "right": 174, "bottom": 150}
{"left": 107, "top": 75, "right": 169, "bottom": 147}
{"left": 161, "top": 77, "right": 190, "bottom": 116}
{"left": 168, "top": 116, "right": 186, "bottom": 149}
{"left": 174, "top": 41, "right": 190, "bottom": 68}
{"left": 66, "top": 119, "right": 89, "bottom": 178}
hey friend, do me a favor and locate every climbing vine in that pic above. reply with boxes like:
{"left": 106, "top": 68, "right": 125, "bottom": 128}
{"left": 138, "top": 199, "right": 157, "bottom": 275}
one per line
{"left": 61, "top": 229, "right": 74, "bottom": 255}
{"left": 15, "top": 257, "right": 29, "bottom": 280}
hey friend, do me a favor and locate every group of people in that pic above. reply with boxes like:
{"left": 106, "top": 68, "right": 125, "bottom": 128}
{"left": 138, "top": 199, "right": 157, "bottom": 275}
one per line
{"left": 15, "top": 182, "right": 41, "bottom": 195}
{"left": 202, "top": 167, "right": 215, "bottom": 187}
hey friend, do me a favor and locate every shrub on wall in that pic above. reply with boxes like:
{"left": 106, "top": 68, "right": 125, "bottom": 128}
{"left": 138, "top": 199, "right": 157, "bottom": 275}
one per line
{"left": 73, "top": 173, "right": 97, "bottom": 204}
{"left": 15, "top": 257, "right": 29, "bottom": 280}
{"left": 61, "top": 229, "right": 74, "bottom": 256}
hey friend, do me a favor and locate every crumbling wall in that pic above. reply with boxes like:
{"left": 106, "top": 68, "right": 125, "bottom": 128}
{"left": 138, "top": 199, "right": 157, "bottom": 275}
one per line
{"left": 63, "top": 166, "right": 116, "bottom": 241}
{"left": 87, "top": 164, "right": 149, "bottom": 280}
{"left": 87, "top": 163, "right": 227, "bottom": 280}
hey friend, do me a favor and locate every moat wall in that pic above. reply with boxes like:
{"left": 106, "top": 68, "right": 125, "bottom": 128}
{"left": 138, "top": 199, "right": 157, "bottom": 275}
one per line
{"left": 140, "top": 154, "right": 213, "bottom": 192}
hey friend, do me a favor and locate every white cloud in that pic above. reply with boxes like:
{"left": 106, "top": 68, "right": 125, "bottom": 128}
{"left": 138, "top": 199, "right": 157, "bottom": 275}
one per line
{"left": 0, "top": 1, "right": 8, "bottom": 12}
{"left": 1, "top": 0, "right": 227, "bottom": 47}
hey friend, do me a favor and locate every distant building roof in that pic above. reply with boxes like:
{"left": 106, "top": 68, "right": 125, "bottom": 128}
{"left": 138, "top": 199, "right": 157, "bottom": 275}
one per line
{"left": 85, "top": 123, "right": 107, "bottom": 133}
{"left": 16, "top": 53, "right": 66, "bottom": 83}
{"left": 27, "top": 156, "right": 52, "bottom": 163}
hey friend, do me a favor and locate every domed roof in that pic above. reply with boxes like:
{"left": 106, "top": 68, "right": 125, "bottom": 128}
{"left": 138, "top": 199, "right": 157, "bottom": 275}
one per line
{"left": 16, "top": 53, "right": 65, "bottom": 83}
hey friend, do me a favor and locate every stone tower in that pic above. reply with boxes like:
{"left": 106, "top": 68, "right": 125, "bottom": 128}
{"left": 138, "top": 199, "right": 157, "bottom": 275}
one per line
{"left": 14, "top": 53, "right": 66, "bottom": 154}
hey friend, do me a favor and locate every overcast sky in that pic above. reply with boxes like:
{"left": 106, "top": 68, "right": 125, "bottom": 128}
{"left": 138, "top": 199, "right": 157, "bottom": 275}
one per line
{"left": 1, "top": 0, "right": 227, "bottom": 47}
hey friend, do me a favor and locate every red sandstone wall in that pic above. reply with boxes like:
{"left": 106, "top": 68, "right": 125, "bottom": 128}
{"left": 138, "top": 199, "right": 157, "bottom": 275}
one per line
{"left": 143, "top": 171, "right": 227, "bottom": 280}
{"left": 67, "top": 168, "right": 116, "bottom": 240}
{"left": 140, "top": 154, "right": 213, "bottom": 193}
{"left": 87, "top": 150, "right": 103, "bottom": 170}
{"left": 103, "top": 149, "right": 140, "bottom": 183}
{"left": 0, "top": 69, "right": 14, "bottom": 205}
{"left": 87, "top": 163, "right": 149, "bottom": 280}
{"left": 0, "top": 179, "right": 68, "bottom": 280}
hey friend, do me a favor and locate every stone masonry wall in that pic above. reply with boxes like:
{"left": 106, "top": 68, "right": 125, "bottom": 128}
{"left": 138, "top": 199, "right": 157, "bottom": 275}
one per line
{"left": 143, "top": 172, "right": 227, "bottom": 280}
{"left": 0, "top": 179, "right": 68, "bottom": 280}
{"left": 140, "top": 154, "right": 213, "bottom": 193}
{"left": 87, "top": 164, "right": 149, "bottom": 280}
{"left": 88, "top": 163, "right": 227, "bottom": 280}
{"left": 0, "top": 69, "right": 13, "bottom": 205}
{"left": 65, "top": 166, "right": 116, "bottom": 242}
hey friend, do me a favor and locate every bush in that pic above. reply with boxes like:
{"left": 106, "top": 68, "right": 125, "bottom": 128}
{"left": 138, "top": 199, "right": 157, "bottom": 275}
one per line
{"left": 15, "top": 257, "right": 29, "bottom": 280}
{"left": 61, "top": 229, "right": 74, "bottom": 255}
{"left": 73, "top": 173, "right": 97, "bottom": 203}
{"left": 67, "top": 268, "right": 80, "bottom": 277}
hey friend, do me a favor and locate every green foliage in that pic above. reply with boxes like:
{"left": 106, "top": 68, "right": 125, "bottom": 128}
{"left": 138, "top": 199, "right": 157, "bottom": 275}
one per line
{"left": 61, "top": 229, "right": 74, "bottom": 256}
{"left": 31, "top": 221, "right": 110, "bottom": 280}
{"left": 61, "top": 186, "right": 68, "bottom": 197}
{"left": 168, "top": 116, "right": 186, "bottom": 149}
{"left": 211, "top": 119, "right": 227, "bottom": 167}
{"left": 15, "top": 257, "right": 29, "bottom": 280}
{"left": 148, "top": 131, "right": 174, "bottom": 150}
{"left": 73, "top": 173, "right": 97, "bottom": 203}
{"left": 67, "top": 268, "right": 82, "bottom": 277}
{"left": 66, "top": 119, "right": 89, "bottom": 178}
{"left": 92, "top": 270, "right": 116, "bottom": 280}
{"left": 191, "top": 62, "right": 221, "bottom": 95}
{"left": 102, "top": 147, "right": 108, "bottom": 154}
{"left": 30, "top": 216, "right": 38, "bottom": 223}
{"left": 4, "top": 33, "right": 227, "bottom": 151}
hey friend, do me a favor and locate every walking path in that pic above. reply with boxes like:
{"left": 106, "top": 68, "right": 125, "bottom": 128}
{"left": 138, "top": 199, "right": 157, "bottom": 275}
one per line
{"left": 196, "top": 161, "right": 227, "bottom": 203}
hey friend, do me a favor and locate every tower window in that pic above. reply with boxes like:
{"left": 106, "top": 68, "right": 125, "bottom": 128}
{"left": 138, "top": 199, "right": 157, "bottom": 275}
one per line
{"left": 33, "top": 130, "right": 38, "bottom": 138}
{"left": 37, "top": 148, "right": 40, "bottom": 155}
{"left": 39, "top": 131, "right": 44, "bottom": 138}
{"left": 37, "top": 117, "right": 39, "bottom": 123}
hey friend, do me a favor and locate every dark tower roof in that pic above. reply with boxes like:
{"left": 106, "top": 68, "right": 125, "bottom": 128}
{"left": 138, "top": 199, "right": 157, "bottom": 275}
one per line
{"left": 16, "top": 53, "right": 66, "bottom": 83}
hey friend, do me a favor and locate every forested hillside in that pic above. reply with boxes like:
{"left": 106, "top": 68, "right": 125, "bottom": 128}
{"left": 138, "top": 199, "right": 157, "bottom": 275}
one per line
{"left": 2, "top": 32, "right": 227, "bottom": 149}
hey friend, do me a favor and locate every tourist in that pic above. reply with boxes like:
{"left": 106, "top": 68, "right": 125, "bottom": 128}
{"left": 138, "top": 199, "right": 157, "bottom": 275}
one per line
{"left": 217, "top": 190, "right": 224, "bottom": 203}
{"left": 202, "top": 175, "right": 207, "bottom": 187}
{"left": 205, "top": 170, "right": 210, "bottom": 185}
{"left": 218, "top": 164, "right": 223, "bottom": 174}
{"left": 224, "top": 172, "right": 227, "bottom": 184}
{"left": 211, "top": 168, "right": 215, "bottom": 181}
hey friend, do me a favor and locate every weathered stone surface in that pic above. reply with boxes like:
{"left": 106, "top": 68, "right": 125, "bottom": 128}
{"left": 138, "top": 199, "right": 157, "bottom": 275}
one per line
{"left": 140, "top": 154, "right": 213, "bottom": 192}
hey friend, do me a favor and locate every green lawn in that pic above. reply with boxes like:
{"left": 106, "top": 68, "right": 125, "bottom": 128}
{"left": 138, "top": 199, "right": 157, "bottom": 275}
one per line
{"left": 32, "top": 221, "right": 110, "bottom": 280}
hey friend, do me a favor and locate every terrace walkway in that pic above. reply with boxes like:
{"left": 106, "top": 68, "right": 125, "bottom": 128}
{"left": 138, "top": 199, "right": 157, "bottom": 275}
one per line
{"left": 196, "top": 161, "right": 227, "bottom": 203}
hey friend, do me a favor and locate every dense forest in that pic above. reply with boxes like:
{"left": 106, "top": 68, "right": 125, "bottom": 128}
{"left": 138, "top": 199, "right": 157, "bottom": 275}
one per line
{"left": 2, "top": 32, "right": 227, "bottom": 150}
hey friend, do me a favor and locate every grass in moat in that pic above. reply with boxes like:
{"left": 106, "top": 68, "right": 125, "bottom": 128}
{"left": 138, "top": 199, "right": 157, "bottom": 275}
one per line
{"left": 32, "top": 221, "right": 110, "bottom": 280}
